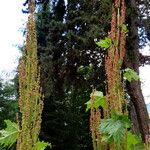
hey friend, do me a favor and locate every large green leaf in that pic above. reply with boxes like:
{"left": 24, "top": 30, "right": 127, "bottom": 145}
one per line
{"left": 32, "top": 141, "right": 52, "bottom": 150}
{"left": 100, "top": 112, "right": 131, "bottom": 145}
{"left": 85, "top": 91, "right": 105, "bottom": 112}
{"left": 0, "top": 120, "right": 20, "bottom": 148}
{"left": 96, "top": 37, "right": 112, "bottom": 48}
{"left": 123, "top": 68, "right": 140, "bottom": 82}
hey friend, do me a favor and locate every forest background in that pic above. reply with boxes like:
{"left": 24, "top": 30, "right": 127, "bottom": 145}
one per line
{"left": 0, "top": 0, "right": 150, "bottom": 149}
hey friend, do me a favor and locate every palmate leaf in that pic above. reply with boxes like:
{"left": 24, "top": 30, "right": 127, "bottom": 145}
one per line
{"left": 32, "top": 141, "right": 52, "bottom": 150}
{"left": 123, "top": 68, "right": 140, "bottom": 82}
{"left": 100, "top": 119, "right": 126, "bottom": 144}
{"left": 100, "top": 112, "right": 131, "bottom": 145}
{"left": 0, "top": 120, "right": 20, "bottom": 148}
{"left": 85, "top": 91, "right": 105, "bottom": 112}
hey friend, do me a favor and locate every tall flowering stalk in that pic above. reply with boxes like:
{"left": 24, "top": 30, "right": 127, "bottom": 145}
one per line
{"left": 105, "top": 0, "right": 126, "bottom": 116}
{"left": 89, "top": 90, "right": 102, "bottom": 150}
{"left": 104, "top": 0, "right": 127, "bottom": 148}
{"left": 17, "top": 1, "right": 43, "bottom": 149}
{"left": 89, "top": 0, "right": 127, "bottom": 149}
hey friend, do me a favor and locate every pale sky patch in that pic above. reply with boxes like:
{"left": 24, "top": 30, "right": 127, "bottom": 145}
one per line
{"left": 140, "top": 65, "right": 150, "bottom": 104}
{"left": 0, "top": 0, "right": 27, "bottom": 79}
{"left": 140, "top": 43, "right": 150, "bottom": 104}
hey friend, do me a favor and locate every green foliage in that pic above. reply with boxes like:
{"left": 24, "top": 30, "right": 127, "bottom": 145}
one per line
{"left": 32, "top": 141, "right": 52, "bottom": 150}
{"left": 0, "top": 79, "right": 18, "bottom": 129}
{"left": 77, "top": 64, "right": 94, "bottom": 79}
{"left": 100, "top": 112, "right": 131, "bottom": 145}
{"left": 123, "top": 68, "right": 140, "bottom": 82}
{"left": 36, "top": 0, "right": 111, "bottom": 149}
{"left": 0, "top": 120, "right": 51, "bottom": 150}
{"left": 127, "top": 131, "right": 142, "bottom": 150}
{"left": 85, "top": 91, "right": 105, "bottom": 112}
{"left": 100, "top": 112, "right": 143, "bottom": 149}
{"left": 121, "top": 24, "right": 129, "bottom": 33}
{"left": 0, "top": 120, "right": 19, "bottom": 148}
{"left": 96, "top": 37, "right": 112, "bottom": 48}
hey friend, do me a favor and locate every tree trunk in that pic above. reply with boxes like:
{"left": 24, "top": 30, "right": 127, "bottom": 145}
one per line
{"left": 125, "top": 0, "right": 150, "bottom": 143}
{"left": 129, "top": 101, "right": 140, "bottom": 134}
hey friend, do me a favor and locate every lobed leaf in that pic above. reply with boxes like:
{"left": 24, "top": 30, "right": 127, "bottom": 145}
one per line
{"left": 123, "top": 68, "right": 140, "bottom": 82}
{"left": 100, "top": 112, "right": 131, "bottom": 145}
{"left": 85, "top": 91, "right": 105, "bottom": 111}
{"left": 0, "top": 120, "right": 20, "bottom": 148}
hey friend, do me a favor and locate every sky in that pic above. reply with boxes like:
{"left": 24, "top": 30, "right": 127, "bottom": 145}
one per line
{"left": 0, "top": 1, "right": 150, "bottom": 104}
{"left": 0, "top": 0, "right": 27, "bottom": 79}
{"left": 140, "top": 44, "right": 150, "bottom": 104}
{"left": 140, "top": 65, "right": 150, "bottom": 103}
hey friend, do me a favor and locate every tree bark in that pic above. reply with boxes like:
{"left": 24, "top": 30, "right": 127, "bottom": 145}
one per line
{"left": 129, "top": 101, "right": 140, "bottom": 134}
{"left": 125, "top": 0, "right": 150, "bottom": 143}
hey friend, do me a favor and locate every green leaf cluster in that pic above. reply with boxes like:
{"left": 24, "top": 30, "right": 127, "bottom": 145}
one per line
{"left": 121, "top": 24, "right": 129, "bottom": 33}
{"left": 100, "top": 112, "right": 131, "bottom": 145}
{"left": 85, "top": 91, "right": 105, "bottom": 112}
{"left": 0, "top": 120, "right": 52, "bottom": 150}
{"left": 0, "top": 120, "right": 19, "bottom": 148}
{"left": 32, "top": 141, "right": 52, "bottom": 150}
{"left": 96, "top": 37, "right": 112, "bottom": 48}
{"left": 123, "top": 68, "right": 140, "bottom": 82}
{"left": 127, "top": 132, "right": 142, "bottom": 150}
{"left": 77, "top": 64, "right": 94, "bottom": 80}
{"left": 100, "top": 112, "right": 143, "bottom": 149}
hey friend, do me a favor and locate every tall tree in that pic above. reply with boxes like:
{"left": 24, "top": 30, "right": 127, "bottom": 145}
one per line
{"left": 125, "top": 0, "right": 150, "bottom": 142}
{"left": 36, "top": 0, "right": 112, "bottom": 149}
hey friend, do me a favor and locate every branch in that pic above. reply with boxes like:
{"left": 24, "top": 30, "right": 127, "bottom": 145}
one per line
{"left": 139, "top": 53, "right": 150, "bottom": 65}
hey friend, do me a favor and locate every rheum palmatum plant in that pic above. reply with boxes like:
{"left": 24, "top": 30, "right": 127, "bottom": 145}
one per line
{"left": 86, "top": 0, "right": 144, "bottom": 149}
{"left": 86, "top": 90, "right": 142, "bottom": 150}
{"left": 16, "top": 1, "right": 50, "bottom": 150}
{"left": 0, "top": 1, "right": 51, "bottom": 150}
